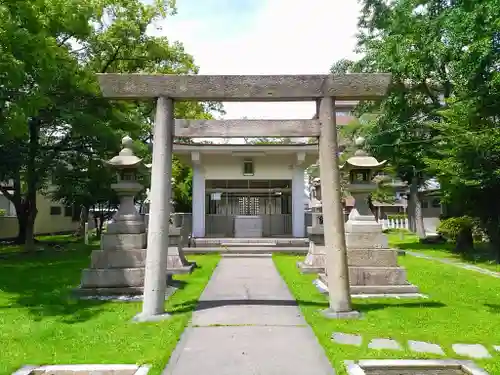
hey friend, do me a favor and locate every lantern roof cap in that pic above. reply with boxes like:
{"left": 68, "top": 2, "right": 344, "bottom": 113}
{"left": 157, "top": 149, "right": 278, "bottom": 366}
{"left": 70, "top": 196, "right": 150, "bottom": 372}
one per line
{"left": 340, "top": 136, "right": 386, "bottom": 170}
{"left": 106, "top": 135, "right": 143, "bottom": 168}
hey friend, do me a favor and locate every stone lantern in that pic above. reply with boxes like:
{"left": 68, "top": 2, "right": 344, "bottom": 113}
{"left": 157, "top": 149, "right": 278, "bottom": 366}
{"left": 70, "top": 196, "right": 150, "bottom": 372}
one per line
{"left": 309, "top": 177, "right": 323, "bottom": 227}
{"left": 105, "top": 135, "right": 145, "bottom": 234}
{"left": 317, "top": 136, "right": 420, "bottom": 296}
{"left": 76, "top": 136, "right": 150, "bottom": 296}
{"left": 76, "top": 136, "right": 194, "bottom": 297}
{"left": 340, "top": 137, "right": 386, "bottom": 233}
{"left": 298, "top": 178, "right": 325, "bottom": 273}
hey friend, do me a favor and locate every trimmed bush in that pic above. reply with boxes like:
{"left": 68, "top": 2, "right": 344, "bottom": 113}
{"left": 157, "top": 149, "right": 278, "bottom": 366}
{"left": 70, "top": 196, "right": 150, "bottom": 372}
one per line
{"left": 437, "top": 216, "right": 475, "bottom": 253}
{"left": 0, "top": 209, "right": 6, "bottom": 217}
{"left": 438, "top": 216, "right": 473, "bottom": 241}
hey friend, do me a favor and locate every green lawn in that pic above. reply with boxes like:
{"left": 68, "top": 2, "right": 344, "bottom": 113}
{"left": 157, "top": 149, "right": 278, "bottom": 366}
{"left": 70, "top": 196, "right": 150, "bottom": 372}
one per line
{"left": 387, "top": 230, "right": 500, "bottom": 273}
{"left": 0, "top": 237, "right": 219, "bottom": 375}
{"left": 0, "top": 234, "right": 88, "bottom": 254}
{"left": 274, "top": 250, "right": 500, "bottom": 374}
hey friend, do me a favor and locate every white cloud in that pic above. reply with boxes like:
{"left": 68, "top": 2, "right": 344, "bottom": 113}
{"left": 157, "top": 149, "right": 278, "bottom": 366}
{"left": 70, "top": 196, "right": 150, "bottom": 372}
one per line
{"left": 155, "top": 0, "right": 361, "bottom": 120}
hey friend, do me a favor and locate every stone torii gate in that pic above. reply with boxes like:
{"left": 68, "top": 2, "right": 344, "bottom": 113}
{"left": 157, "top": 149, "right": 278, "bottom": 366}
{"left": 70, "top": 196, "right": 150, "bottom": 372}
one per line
{"left": 97, "top": 73, "right": 391, "bottom": 322}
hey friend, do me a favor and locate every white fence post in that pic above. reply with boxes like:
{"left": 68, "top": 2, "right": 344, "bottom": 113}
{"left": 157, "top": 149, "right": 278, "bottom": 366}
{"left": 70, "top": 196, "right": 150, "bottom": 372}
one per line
{"left": 380, "top": 217, "right": 409, "bottom": 231}
{"left": 84, "top": 222, "right": 89, "bottom": 245}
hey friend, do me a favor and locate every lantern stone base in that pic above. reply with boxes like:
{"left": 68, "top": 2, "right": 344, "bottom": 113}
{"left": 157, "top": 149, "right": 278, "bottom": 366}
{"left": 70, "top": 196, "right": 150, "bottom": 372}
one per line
{"left": 345, "top": 231, "right": 388, "bottom": 249}
{"left": 300, "top": 225, "right": 419, "bottom": 295}
{"left": 106, "top": 220, "right": 145, "bottom": 234}
{"left": 79, "top": 266, "right": 187, "bottom": 290}
{"left": 318, "top": 273, "right": 420, "bottom": 295}
{"left": 297, "top": 226, "right": 326, "bottom": 273}
{"left": 76, "top": 229, "right": 195, "bottom": 297}
{"left": 297, "top": 242, "right": 326, "bottom": 273}
{"left": 299, "top": 248, "right": 402, "bottom": 274}
{"left": 75, "top": 284, "right": 178, "bottom": 297}
{"left": 101, "top": 233, "right": 147, "bottom": 251}
{"left": 88, "top": 248, "right": 195, "bottom": 273}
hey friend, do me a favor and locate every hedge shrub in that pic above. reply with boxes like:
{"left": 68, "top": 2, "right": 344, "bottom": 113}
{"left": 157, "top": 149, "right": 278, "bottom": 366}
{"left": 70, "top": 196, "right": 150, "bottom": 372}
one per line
{"left": 437, "top": 216, "right": 481, "bottom": 253}
{"left": 437, "top": 216, "right": 474, "bottom": 242}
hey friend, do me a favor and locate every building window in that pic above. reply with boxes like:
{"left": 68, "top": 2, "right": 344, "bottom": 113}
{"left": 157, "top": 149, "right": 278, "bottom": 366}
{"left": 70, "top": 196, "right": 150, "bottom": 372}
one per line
{"left": 243, "top": 160, "right": 254, "bottom": 176}
{"left": 71, "top": 205, "right": 81, "bottom": 222}
{"left": 50, "top": 206, "right": 62, "bottom": 215}
{"left": 431, "top": 198, "right": 441, "bottom": 208}
{"left": 64, "top": 206, "right": 73, "bottom": 217}
{"left": 421, "top": 200, "right": 428, "bottom": 209}
{"left": 336, "top": 111, "right": 352, "bottom": 116}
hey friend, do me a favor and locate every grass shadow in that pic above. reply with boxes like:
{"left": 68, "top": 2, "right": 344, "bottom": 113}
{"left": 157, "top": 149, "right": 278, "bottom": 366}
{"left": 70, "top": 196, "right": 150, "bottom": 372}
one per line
{"left": 354, "top": 301, "right": 446, "bottom": 313}
{"left": 0, "top": 240, "right": 110, "bottom": 323}
{"left": 168, "top": 297, "right": 446, "bottom": 316}
{"left": 484, "top": 303, "right": 500, "bottom": 313}
{"left": 169, "top": 298, "right": 328, "bottom": 314}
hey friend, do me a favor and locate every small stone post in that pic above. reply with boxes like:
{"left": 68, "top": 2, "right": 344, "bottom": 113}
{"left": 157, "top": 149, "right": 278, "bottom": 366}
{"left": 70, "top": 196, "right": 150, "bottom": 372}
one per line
{"left": 84, "top": 222, "right": 89, "bottom": 245}
{"left": 298, "top": 177, "right": 326, "bottom": 273}
{"left": 136, "top": 96, "right": 174, "bottom": 322}
{"left": 318, "top": 97, "right": 359, "bottom": 319}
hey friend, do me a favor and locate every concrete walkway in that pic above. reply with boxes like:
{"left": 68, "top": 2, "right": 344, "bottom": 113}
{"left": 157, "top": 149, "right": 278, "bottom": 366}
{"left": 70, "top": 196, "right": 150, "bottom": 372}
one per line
{"left": 163, "top": 255, "right": 335, "bottom": 375}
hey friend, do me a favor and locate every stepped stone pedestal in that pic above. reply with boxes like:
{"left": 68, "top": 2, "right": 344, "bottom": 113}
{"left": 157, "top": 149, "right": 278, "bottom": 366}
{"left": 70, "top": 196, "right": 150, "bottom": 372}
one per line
{"left": 325, "top": 198, "right": 419, "bottom": 295}
{"left": 310, "top": 137, "right": 419, "bottom": 295}
{"left": 77, "top": 228, "right": 195, "bottom": 296}
{"left": 298, "top": 194, "right": 326, "bottom": 273}
{"left": 297, "top": 225, "right": 326, "bottom": 273}
{"left": 314, "top": 221, "right": 419, "bottom": 295}
{"left": 75, "top": 136, "right": 194, "bottom": 297}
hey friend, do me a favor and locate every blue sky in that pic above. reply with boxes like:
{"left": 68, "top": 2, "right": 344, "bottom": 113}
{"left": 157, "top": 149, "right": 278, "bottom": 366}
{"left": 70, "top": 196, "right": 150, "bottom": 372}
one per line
{"left": 153, "top": 0, "right": 361, "bottom": 120}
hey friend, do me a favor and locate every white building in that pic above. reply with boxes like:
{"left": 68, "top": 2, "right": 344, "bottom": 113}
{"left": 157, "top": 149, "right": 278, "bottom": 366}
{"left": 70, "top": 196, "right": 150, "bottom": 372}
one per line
{"left": 173, "top": 143, "right": 318, "bottom": 239}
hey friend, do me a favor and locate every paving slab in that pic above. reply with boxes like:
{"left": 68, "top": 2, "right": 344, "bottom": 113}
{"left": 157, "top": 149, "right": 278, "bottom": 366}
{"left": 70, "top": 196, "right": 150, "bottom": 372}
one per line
{"left": 163, "top": 256, "right": 335, "bottom": 375}
{"left": 332, "top": 332, "right": 363, "bottom": 347}
{"left": 452, "top": 343, "right": 492, "bottom": 359}
{"left": 368, "top": 338, "right": 402, "bottom": 351}
{"left": 408, "top": 340, "right": 445, "bottom": 355}
{"left": 191, "top": 257, "right": 306, "bottom": 327}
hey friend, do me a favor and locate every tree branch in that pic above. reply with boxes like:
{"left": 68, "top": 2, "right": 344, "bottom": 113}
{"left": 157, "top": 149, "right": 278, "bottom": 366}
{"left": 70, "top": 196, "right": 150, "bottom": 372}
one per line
{"left": 0, "top": 184, "right": 14, "bottom": 202}
{"left": 57, "top": 34, "right": 74, "bottom": 47}
{"left": 101, "top": 45, "right": 124, "bottom": 73}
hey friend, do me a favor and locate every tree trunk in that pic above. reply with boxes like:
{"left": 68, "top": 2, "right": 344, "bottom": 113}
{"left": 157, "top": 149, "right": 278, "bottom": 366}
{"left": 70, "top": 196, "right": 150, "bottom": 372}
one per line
{"left": 407, "top": 195, "right": 415, "bottom": 232}
{"left": 98, "top": 212, "right": 105, "bottom": 236}
{"left": 24, "top": 204, "right": 37, "bottom": 252}
{"left": 77, "top": 205, "right": 89, "bottom": 237}
{"left": 407, "top": 193, "right": 416, "bottom": 232}
{"left": 94, "top": 216, "right": 100, "bottom": 237}
{"left": 14, "top": 199, "right": 37, "bottom": 251}
{"left": 455, "top": 227, "right": 474, "bottom": 254}
{"left": 409, "top": 176, "right": 426, "bottom": 239}
{"left": 23, "top": 118, "right": 40, "bottom": 252}
{"left": 11, "top": 175, "right": 26, "bottom": 245}
{"left": 15, "top": 206, "right": 27, "bottom": 244}
{"left": 368, "top": 194, "right": 376, "bottom": 218}
{"left": 485, "top": 221, "right": 500, "bottom": 264}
